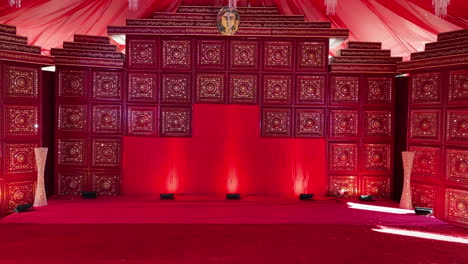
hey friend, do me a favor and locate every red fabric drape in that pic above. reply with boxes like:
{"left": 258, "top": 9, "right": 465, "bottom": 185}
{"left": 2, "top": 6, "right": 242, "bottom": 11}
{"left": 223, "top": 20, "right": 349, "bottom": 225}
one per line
{"left": 0, "top": 0, "right": 467, "bottom": 58}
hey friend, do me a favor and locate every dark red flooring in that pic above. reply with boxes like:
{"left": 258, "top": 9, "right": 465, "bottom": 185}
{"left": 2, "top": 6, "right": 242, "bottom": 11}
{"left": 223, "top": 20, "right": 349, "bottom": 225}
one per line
{"left": 0, "top": 196, "right": 466, "bottom": 264}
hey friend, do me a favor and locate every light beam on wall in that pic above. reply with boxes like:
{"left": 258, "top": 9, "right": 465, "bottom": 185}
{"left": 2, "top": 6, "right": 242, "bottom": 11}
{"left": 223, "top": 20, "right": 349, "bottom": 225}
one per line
{"left": 373, "top": 226, "right": 468, "bottom": 244}
{"left": 347, "top": 202, "right": 415, "bottom": 214}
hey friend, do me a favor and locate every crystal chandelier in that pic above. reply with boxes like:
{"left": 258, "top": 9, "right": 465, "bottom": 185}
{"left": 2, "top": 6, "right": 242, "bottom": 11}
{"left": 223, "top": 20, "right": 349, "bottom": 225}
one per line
{"left": 433, "top": 0, "right": 450, "bottom": 17}
{"left": 128, "top": 0, "right": 139, "bottom": 11}
{"left": 325, "top": 0, "right": 337, "bottom": 15}
{"left": 9, "top": 0, "right": 21, "bottom": 8}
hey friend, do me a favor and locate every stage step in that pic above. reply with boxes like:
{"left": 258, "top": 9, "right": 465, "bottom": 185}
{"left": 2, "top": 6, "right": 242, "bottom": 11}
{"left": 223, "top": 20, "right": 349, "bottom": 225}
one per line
{"left": 437, "top": 28, "right": 468, "bottom": 41}
{"left": 63, "top": 41, "right": 117, "bottom": 52}
{"left": 152, "top": 12, "right": 305, "bottom": 22}
{"left": 177, "top": 6, "right": 279, "bottom": 14}
{"left": 51, "top": 48, "right": 124, "bottom": 60}
{"left": 74, "top": 34, "right": 110, "bottom": 44}
{"left": 0, "top": 32, "right": 28, "bottom": 44}
{"left": 330, "top": 56, "right": 402, "bottom": 64}
{"left": 337, "top": 49, "right": 391, "bottom": 57}
{"left": 0, "top": 24, "right": 16, "bottom": 35}
{"left": 127, "top": 19, "right": 330, "bottom": 28}
{"left": 347, "top": 41, "right": 382, "bottom": 50}
{"left": 425, "top": 36, "right": 468, "bottom": 51}
{"left": 0, "top": 41, "right": 41, "bottom": 54}
{"left": 410, "top": 44, "right": 468, "bottom": 60}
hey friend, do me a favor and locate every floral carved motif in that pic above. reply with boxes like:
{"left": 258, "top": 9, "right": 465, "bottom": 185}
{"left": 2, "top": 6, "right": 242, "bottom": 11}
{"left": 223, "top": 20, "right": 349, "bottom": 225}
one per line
{"left": 58, "top": 138, "right": 86, "bottom": 166}
{"left": 93, "top": 71, "right": 122, "bottom": 100}
{"left": 197, "top": 40, "right": 225, "bottom": 68}
{"left": 127, "top": 106, "right": 158, "bottom": 136}
{"left": 230, "top": 40, "right": 258, "bottom": 69}
{"left": 330, "top": 110, "right": 358, "bottom": 137}
{"left": 411, "top": 72, "right": 441, "bottom": 104}
{"left": 92, "top": 105, "right": 122, "bottom": 134}
{"left": 329, "top": 143, "right": 358, "bottom": 171}
{"left": 262, "top": 108, "right": 291, "bottom": 137}
{"left": 229, "top": 74, "right": 257, "bottom": 104}
{"left": 59, "top": 172, "right": 85, "bottom": 195}
{"left": 263, "top": 75, "right": 292, "bottom": 105}
{"left": 448, "top": 70, "right": 468, "bottom": 104}
{"left": 411, "top": 183, "right": 436, "bottom": 208}
{"left": 331, "top": 76, "right": 359, "bottom": 105}
{"left": 160, "top": 107, "right": 192, "bottom": 137}
{"left": 162, "top": 39, "right": 191, "bottom": 69}
{"left": 295, "top": 109, "right": 324, "bottom": 137}
{"left": 363, "top": 144, "right": 391, "bottom": 171}
{"left": 328, "top": 176, "right": 358, "bottom": 197}
{"left": 196, "top": 74, "right": 225, "bottom": 103}
{"left": 297, "top": 41, "right": 325, "bottom": 70}
{"left": 58, "top": 70, "right": 86, "bottom": 97}
{"left": 409, "top": 146, "right": 440, "bottom": 178}
{"left": 445, "top": 188, "right": 468, "bottom": 224}
{"left": 5, "top": 66, "right": 38, "bottom": 98}
{"left": 409, "top": 110, "right": 441, "bottom": 141}
{"left": 5, "top": 143, "right": 37, "bottom": 174}
{"left": 58, "top": 104, "right": 87, "bottom": 132}
{"left": 296, "top": 75, "right": 325, "bottom": 105}
{"left": 5, "top": 105, "right": 38, "bottom": 136}
{"left": 94, "top": 172, "right": 121, "bottom": 196}
{"left": 7, "top": 181, "right": 35, "bottom": 212}
{"left": 364, "top": 111, "right": 392, "bottom": 137}
{"left": 264, "top": 41, "right": 293, "bottom": 70}
{"left": 128, "top": 73, "right": 158, "bottom": 102}
{"left": 362, "top": 176, "right": 390, "bottom": 198}
{"left": 128, "top": 39, "right": 156, "bottom": 67}
{"left": 366, "top": 77, "right": 392, "bottom": 104}
{"left": 446, "top": 149, "right": 468, "bottom": 182}
{"left": 92, "top": 138, "right": 121, "bottom": 167}
{"left": 446, "top": 110, "right": 468, "bottom": 142}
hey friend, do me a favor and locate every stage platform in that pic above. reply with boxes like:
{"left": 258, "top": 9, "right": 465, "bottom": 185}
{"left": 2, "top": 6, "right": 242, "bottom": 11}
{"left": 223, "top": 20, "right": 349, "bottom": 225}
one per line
{"left": 0, "top": 196, "right": 466, "bottom": 264}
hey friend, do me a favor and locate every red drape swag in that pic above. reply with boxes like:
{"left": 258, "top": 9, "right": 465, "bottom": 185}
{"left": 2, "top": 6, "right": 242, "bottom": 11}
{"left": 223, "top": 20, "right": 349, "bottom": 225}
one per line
{"left": 0, "top": 0, "right": 466, "bottom": 58}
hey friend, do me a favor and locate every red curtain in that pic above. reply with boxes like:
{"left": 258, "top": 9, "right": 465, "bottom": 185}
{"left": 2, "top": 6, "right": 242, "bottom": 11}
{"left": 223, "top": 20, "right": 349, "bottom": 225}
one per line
{"left": 0, "top": 0, "right": 467, "bottom": 58}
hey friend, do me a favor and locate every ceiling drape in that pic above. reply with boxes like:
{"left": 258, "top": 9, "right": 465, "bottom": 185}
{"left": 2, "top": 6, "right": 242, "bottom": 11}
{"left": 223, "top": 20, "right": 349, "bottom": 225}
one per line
{"left": 0, "top": 0, "right": 466, "bottom": 58}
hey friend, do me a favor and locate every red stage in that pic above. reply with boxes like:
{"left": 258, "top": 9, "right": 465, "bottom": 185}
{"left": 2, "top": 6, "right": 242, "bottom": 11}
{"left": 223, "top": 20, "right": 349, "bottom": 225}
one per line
{"left": 0, "top": 196, "right": 467, "bottom": 264}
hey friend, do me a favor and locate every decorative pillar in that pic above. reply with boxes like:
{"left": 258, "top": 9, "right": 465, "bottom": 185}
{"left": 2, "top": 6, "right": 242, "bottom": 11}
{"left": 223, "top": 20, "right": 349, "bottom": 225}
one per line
{"left": 400, "top": 151, "right": 415, "bottom": 209}
{"left": 33, "top": 148, "right": 48, "bottom": 207}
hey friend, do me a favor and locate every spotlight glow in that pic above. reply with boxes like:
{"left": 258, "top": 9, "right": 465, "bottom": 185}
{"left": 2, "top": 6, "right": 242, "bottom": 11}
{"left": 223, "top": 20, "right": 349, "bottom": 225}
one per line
{"left": 373, "top": 226, "right": 468, "bottom": 244}
{"left": 347, "top": 202, "right": 414, "bottom": 214}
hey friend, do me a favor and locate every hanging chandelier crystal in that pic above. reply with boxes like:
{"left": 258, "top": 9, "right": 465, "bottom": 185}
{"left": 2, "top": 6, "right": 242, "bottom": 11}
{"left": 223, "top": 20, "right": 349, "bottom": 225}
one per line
{"left": 325, "top": 0, "right": 337, "bottom": 15}
{"left": 9, "top": 0, "right": 21, "bottom": 8}
{"left": 432, "top": 0, "right": 450, "bottom": 17}
{"left": 128, "top": 0, "right": 139, "bottom": 11}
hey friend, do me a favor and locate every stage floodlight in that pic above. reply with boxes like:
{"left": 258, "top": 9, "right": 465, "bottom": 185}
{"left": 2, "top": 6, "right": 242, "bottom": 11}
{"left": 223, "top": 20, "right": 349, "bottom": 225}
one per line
{"left": 82, "top": 191, "right": 97, "bottom": 199}
{"left": 160, "top": 193, "right": 175, "bottom": 200}
{"left": 299, "top": 193, "right": 314, "bottom": 200}
{"left": 226, "top": 193, "right": 241, "bottom": 200}
{"left": 359, "top": 195, "right": 374, "bottom": 201}
{"left": 415, "top": 207, "right": 433, "bottom": 215}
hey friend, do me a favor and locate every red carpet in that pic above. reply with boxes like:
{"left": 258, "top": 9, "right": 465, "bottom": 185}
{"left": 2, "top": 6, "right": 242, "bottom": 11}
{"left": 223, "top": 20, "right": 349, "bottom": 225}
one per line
{"left": 0, "top": 196, "right": 466, "bottom": 264}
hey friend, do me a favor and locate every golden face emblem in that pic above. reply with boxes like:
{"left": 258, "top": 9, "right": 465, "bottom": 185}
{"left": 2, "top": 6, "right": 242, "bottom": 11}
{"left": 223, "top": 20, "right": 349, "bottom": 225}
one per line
{"left": 217, "top": 7, "right": 240, "bottom": 36}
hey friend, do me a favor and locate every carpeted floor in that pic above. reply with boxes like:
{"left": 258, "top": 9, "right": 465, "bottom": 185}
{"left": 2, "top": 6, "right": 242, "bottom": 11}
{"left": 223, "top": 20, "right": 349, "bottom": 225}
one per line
{"left": 0, "top": 196, "right": 466, "bottom": 264}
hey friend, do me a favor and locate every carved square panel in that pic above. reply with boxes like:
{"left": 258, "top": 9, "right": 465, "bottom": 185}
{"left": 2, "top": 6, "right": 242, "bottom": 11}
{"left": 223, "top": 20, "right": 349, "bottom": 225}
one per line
{"left": 361, "top": 176, "right": 390, "bottom": 198}
{"left": 263, "top": 75, "right": 292, "bottom": 105}
{"left": 448, "top": 70, "right": 468, "bottom": 104}
{"left": 330, "top": 76, "right": 359, "bottom": 105}
{"left": 411, "top": 72, "right": 441, "bottom": 104}
{"left": 230, "top": 40, "right": 258, "bottom": 69}
{"left": 297, "top": 41, "right": 326, "bottom": 71}
{"left": 162, "top": 39, "right": 192, "bottom": 69}
{"left": 59, "top": 171, "right": 85, "bottom": 195}
{"left": 363, "top": 144, "right": 391, "bottom": 171}
{"left": 128, "top": 72, "right": 158, "bottom": 102}
{"left": 58, "top": 70, "right": 86, "bottom": 97}
{"left": 197, "top": 40, "right": 225, "bottom": 69}
{"left": 92, "top": 105, "right": 121, "bottom": 134}
{"left": 92, "top": 138, "right": 121, "bottom": 167}
{"left": 364, "top": 111, "right": 392, "bottom": 137}
{"left": 93, "top": 171, "right": 121, "bottom": 196}
{"left": 128, "top": 106, "right": 158, "bottom": 136}
{"left": 328, "top": 175, "right": 358, "bottom": 197}
{"left": 196, "top": 73, "right": 225, "bottom": 103}
{"left": 330, "top": 110, "right": 358, "bottom": 137}
{"left": 57, "top": 138, "right": 87, "bottom": 166}
{"left": 295, "top": 109, "right": 324, "bottom": 137}
{"left": 411, "top": 183, "right": 437, "bottom": 209}
{"left": 446, "top": 110, "right": 468, "bottom": 143}
{"left": 128, "top": 39, "right": 157, "bottom": 67}
{"left": 366, "top": 77, "right": 392, "bottom": 104}
{"left": 5, "top": 65, "right": 38, "bottom": 98}
{"left": 4, "top": 143, "right": 37, "bottom": 174}
{"left": 6, "top": 180, "right": 35, "bottom": 212}
{"left": 229, "top": 74, "right": 257, "bottom": 104}
{"left": 295, "top": 75, "right": 326, "bottom": 105}
{"left": 4, "top": 104, "right": 38, "bottom": 137}
{"left": 160, "top": 106, "right": 192, "bottom": 137}
{"left": 264, "top": 41, "right": 293, "bottom": 70}
{"left": 58, "top": 104, "right": 87, "bottom": 132}
{"left": 409, "top": 110, "right": 441, "bottom": 141}
{"left": 161, "top": 74, "right": 191, "bottom": 104}
{"left": 92, "top": 71, "right": 122, "bottom": 100}
{"left": 445, "top": 188, "right": 468, "bottom": 224}
{"left": 329, "top": 143, "right": 358, "bottom": 171}
{"left": 262, "top": 108, "right": 292, "bottom": 137}
{"left": 409, "top": 146, "right": 440, "bottom": 178}
{"left": 446, "top": 149, "right": 468, "bottom": 182}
